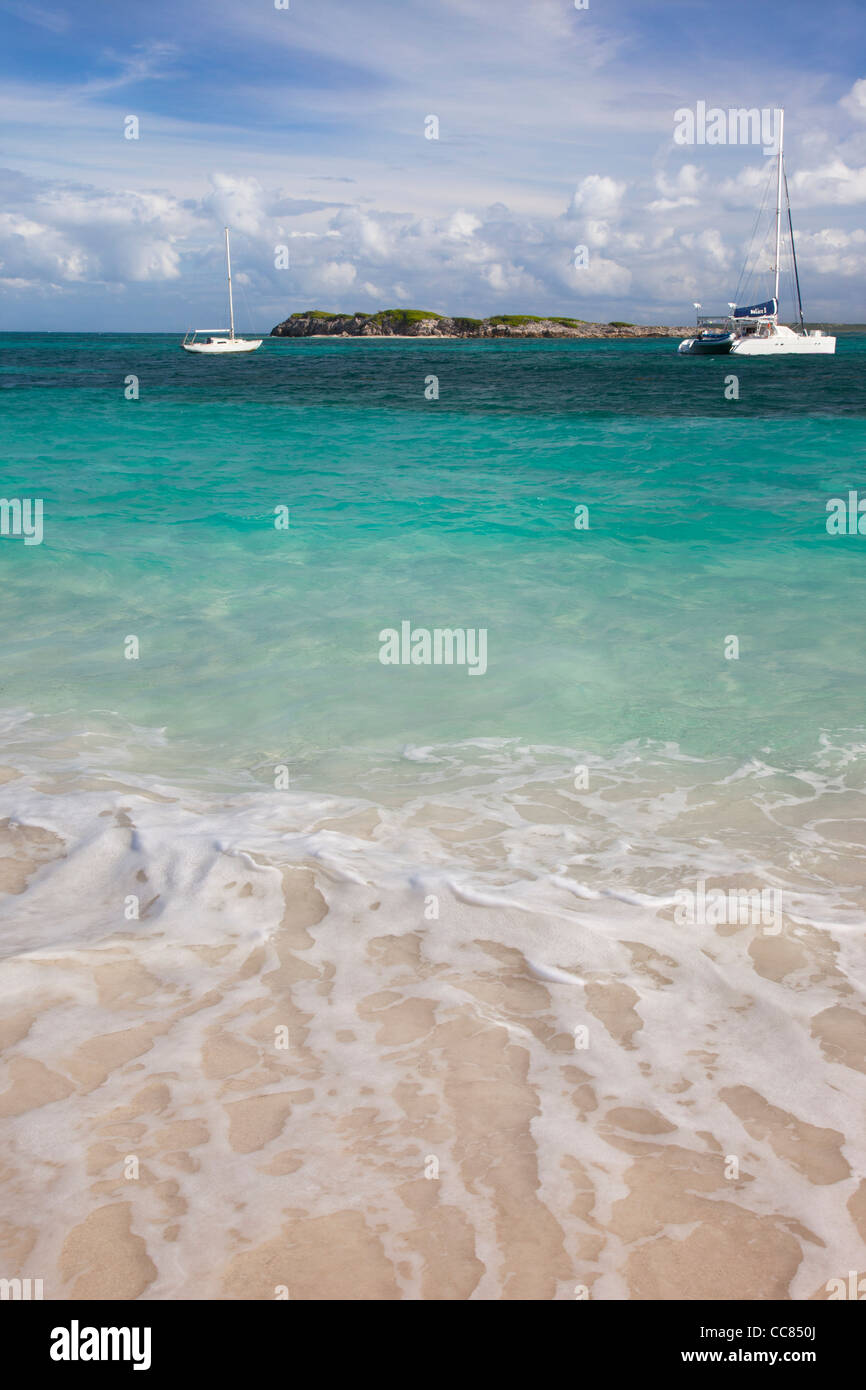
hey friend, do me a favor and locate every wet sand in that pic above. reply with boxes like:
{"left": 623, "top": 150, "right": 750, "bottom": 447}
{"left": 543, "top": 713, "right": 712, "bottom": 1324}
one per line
{"left": 1, "top": 778, "right": 864, "bottom": 1301}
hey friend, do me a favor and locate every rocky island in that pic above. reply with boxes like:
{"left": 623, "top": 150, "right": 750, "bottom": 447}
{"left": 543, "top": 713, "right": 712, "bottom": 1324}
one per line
{"left": 271, "top": 309, "right": 690, "bottom": 339}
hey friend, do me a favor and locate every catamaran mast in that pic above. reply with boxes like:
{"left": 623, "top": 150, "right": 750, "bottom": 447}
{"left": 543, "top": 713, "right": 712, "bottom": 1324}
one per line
{"left": 773, "top": 109, "right": 784, "bottom": 307}
{"left": 225, "top": 227, "right": 235, "bottom": 340}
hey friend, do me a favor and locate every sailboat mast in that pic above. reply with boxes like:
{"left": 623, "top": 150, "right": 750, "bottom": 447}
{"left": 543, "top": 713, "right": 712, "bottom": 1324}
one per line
{"left": 225, "top": 227, "right": 235, "bottom": 340}
{"left": 773, "top": 109, "right": 784, "bottom": 307}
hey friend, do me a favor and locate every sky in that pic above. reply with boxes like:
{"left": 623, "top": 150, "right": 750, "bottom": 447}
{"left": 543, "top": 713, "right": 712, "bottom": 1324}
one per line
{"left": 0, "top": 0, "right": 864, "bottom": 330}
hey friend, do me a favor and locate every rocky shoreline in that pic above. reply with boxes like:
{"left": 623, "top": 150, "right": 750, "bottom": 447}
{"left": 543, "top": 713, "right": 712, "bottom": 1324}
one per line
{"left": 271, "top": 309, "right": 690, "bottom": 339}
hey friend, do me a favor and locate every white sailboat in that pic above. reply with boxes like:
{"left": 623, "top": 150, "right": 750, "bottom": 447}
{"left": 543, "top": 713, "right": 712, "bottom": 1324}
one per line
{"left": 182, "top": 229, "right": 262, "bottom": 354}
{"left": 679, "top": 111, "right": 835, "bottom": 356}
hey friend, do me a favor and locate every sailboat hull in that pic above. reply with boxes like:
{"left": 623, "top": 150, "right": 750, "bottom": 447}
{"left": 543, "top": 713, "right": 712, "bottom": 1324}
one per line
{"left": 182, "top": 338, "right": 262, "bottom": 354}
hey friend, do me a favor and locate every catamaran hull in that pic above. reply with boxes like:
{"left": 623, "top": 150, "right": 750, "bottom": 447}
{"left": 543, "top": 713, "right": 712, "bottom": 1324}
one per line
{"left": 729, "top": 333, "right": 836, "bottom": 355}
{"left": 182, "top": 339, "right": 262, "bottom": 354}
{"left": 680, "top": 324, "right": 836, "bottom": 357}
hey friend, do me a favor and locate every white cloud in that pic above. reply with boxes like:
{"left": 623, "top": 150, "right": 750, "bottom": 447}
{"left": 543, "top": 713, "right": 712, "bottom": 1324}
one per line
{"left": 568, "top": 254, "right": 631, "bottom": 296}
{"left": 202, "top": 174, "right": 267, "bottom": 236}
{"left": 680, "top": 228, "right": 731, "bottom": 269}
{"left": 318, "top": 260, "right": 357, "bottom": 289}
{"left": 797, "top": 225, "right": 866, "bottom": 275}
{"left": 0, "top": 186, "right": 189, "bottom": 287}
{"left": 569, "top": 175, "right": 626, "bottom": 219}
{"left": 840, "top": 78, "right": 866, "bottom": 122}
{"left": 647, "top": 163, "right": 707, "bottom": 212}
{"left": 445, "top": 210, "right": 482, "bottom": 240}
{"left": 789, "top": 158, "right": 866, "bottom": 206}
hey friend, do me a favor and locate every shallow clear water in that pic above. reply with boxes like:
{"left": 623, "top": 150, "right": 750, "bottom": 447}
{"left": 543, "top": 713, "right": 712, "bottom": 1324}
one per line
{"left": 2, "top": 332, "right": 865, "bottom": 788}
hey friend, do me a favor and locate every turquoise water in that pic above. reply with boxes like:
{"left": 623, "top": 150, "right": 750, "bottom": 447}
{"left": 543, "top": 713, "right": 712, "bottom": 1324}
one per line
{"left": 2, "top": 332, "right": 865, "bottom": 791}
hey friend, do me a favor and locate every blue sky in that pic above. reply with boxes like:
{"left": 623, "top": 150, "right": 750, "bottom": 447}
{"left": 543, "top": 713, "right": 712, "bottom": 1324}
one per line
{"left": 1, "top": 0, "right": 864, "bottom": 329}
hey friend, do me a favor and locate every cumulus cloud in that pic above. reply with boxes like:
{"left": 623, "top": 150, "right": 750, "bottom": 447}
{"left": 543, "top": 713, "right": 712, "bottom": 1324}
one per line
{"left": 840, "top": 78, "right": 866, "bottom": 122}
{"left": 796, "top": 225, "right": 866, "bottom": 276}
{"left": 679, "top": 228, "right": 731, "bottom": 270}
{"left": 202, "top": 174, "right": 268, "bottom": 236}
{"left": 444, "top": 210, "right": 482, "bottom": 240}
{"left": 568, "top": 254, "right": 632, "bottom": 296}
{"left": 0, "top": 131, "right": 861, "bottom": 327}
{"left": 569, "top": 175, "right": 626, "bottom": 219}
{"left": 647, "top": 163, "right": 707, "bottom": 212}
{"left": 0, "top": 166, "right": 201, "bottom": 293}
{"left": 789, "top": 158, "right": 866, "bottom": 206}
{"left": 0, "top": 167, "right": 780, "bottom": 325}
{"left": 318, "top": 260, "right": 357, "bottom": 289}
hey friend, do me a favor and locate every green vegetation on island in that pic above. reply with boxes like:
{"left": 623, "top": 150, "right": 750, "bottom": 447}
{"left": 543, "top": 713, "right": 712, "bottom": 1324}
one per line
{"left": 271, "top": 309, "right": 689, "bottom": 339}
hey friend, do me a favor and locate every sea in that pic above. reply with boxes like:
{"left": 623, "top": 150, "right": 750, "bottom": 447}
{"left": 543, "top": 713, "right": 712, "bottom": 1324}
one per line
{"left": 1, "top": 331, "right": 865, "bottom": 1300}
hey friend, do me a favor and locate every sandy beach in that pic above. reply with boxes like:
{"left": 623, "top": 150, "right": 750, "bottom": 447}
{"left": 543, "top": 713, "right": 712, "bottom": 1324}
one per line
{"left": 2, "top": 747, "right": 864, "bottom": 1301}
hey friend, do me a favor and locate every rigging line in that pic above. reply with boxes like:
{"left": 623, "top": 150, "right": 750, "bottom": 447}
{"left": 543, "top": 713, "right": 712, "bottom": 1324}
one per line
{"left": 785, "top": 215, "right": 800, "bottom": 324}
{"left": 225, "top": 231, "right": 256, "bottom": 334}
{"left": 738, "top": 226, "right": 772, "bottom": 311}
{"left": 733, "top": 164, "right": 773, "bottom": 306}
{"left": 238, "top": 275, "right": 257, "bottom": 335}
{"left": 785, "top": 251, "right": 797, "bottom": 325}
{"left": 784, "top": 165, "right": 805, "bottom": 329}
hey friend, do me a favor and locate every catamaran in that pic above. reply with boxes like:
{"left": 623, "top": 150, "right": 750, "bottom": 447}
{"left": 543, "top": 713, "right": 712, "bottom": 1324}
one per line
{"left": 182, "top": 229, "right": 262, "bottom": 354}
{"left": 678, "top": 111, "right": 835, "bottom": 356}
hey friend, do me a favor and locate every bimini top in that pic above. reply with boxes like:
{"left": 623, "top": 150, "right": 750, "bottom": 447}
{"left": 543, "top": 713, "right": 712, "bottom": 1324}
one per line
{"left": 732, "top": 298, "right": 778, "bottom": 320}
